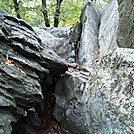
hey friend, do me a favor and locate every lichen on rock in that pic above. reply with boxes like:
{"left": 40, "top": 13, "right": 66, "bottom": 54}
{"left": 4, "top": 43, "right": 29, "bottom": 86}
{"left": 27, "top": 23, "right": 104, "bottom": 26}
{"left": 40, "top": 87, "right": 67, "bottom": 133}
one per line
{"left": 82, "top": 48, "right": 134, "bottom": 134}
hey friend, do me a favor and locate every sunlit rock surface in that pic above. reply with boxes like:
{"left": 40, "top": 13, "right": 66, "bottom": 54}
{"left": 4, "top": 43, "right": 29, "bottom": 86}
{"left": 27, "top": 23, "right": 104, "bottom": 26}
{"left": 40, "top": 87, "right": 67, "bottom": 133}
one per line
{"left": 53, "top": 0, "right": 134, "bottom": 133}
{"left": 78, "top": 1, "right": 101, "bottom": 68}
{"left": 0, "top": 0, "right": 134, "bottom": 133}
{"left": 99, "top": 0, "right": 119, "bottom": 59}
{"left": 54, "top": 48, "right": 134, "bottom": 134}
{"left": 82, "top": 48, "right": 134, "bottom": 134}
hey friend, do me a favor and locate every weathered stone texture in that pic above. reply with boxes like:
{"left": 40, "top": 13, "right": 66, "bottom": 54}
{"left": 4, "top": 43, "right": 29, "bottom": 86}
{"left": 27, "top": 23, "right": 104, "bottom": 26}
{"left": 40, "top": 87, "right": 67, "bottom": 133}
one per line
{"left": 34, "top": 27, "right": 71, "bottom": 61}
{"left": 0, "top": 0, "right": 134, "bottom": 133}
{"left": 117, "top": 0, "right": 134, "bottom": 48}
{"left": 0, "top": 9, "right": 67, "bottom": 133}
{"left": 99, "top": 0, "right": 119, "bottom": 59}
{"left": 82, "top": 48, "right": 134, "bottom": 134}
{"left": 54, "top": 72, "right": 89, "bottom": 134}
{"left": 78, "top": 1, "right": 101, "bottom": 68}
{"left": 0, "top": 112, "right": 16, "bottom": 134}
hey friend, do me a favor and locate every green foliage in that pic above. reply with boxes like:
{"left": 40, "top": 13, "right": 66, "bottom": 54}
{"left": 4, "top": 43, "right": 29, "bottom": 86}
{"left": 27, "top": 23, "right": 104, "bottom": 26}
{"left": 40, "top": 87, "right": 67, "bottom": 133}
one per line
{"left": 59, "top": 0, "right": 87, "bottom": 27}
{"left": 0, "top": 0, "right": 44, "bottom": 26}
{"left": 19, "top": 0, "right": 44, "bottom": 26}
{"left": 0, "top": 0, "right": 87, "bottom": 27}
{"left": 0, "top": 0, "right": 15, "bottom": 16}
{"left": 0, "top": 0, "right": 110, "bottom": 27}
{"left": 105, "top": 0, "right": 111, "bottom": 2}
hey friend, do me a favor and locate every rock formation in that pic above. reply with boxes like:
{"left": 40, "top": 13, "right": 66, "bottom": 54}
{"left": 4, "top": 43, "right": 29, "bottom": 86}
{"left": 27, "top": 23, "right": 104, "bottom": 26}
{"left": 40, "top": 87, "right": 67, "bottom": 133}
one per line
{"left": 78, "top": 1, "right": 101, "bottom": 68}
{"left": 82, "top": 48, "right": 134, "bottom": 134}
{"left": 54, "top": 71, "right": 89, "bottom": 134}
{"left": 99, "top": 0, "right": 119, "bottom": 58}
{"left": 117, "top": 0, "right": 134, "bottom": 48}
{"left": 54, "top": 0, "right": 134, "bottom": 134}
{"left": 0, "top": 9, "right": 67, "bottom": 133}
{"left": 34, "top": 27, "right": 71, "bottom": 60}
{"left": 0, "top": 0, "right": 133, "bottom": 133}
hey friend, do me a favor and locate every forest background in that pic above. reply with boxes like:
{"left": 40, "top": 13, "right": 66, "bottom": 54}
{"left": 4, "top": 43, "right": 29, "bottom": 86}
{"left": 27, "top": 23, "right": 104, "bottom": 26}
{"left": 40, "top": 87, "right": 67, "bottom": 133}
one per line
{"left": 0, "top": 0, "right": 110, "bottom": 27}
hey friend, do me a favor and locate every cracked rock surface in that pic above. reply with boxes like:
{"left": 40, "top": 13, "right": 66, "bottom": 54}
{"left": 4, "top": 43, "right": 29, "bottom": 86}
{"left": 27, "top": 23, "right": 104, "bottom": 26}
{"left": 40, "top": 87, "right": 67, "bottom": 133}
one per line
{"left": 0, "top": 9, "right": 67, "bottom": 133}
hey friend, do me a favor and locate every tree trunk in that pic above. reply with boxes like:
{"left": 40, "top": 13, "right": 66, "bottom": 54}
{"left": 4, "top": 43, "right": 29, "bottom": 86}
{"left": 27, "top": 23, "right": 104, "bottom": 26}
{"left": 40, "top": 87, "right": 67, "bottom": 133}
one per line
{"left": 41, "top": 0, "right": 50, "bottom": 27}
{"left": 54, "top": 0, "right": 63, "bottom": 27}
{"left": 13, "top": 0, "right": 21, "bottom": 19}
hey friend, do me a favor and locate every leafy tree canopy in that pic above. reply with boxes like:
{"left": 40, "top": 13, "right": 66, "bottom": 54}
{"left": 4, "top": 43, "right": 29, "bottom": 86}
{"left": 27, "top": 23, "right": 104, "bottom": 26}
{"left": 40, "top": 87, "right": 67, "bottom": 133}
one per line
{"left": 0, "top": 0, "right": 110, "bottom": 27}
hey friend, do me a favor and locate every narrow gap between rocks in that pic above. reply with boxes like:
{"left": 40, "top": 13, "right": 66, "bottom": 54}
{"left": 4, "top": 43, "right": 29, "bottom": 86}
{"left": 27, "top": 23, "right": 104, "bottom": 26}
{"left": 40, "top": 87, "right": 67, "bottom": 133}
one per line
{"left": 37, "top": 77, "right": 62, "bottom": 134}
{"left": 10, "top": 24, "right": 91, "bottom": 134}
{"left": 11, "top": 75, "right": 62, "bottom": 134}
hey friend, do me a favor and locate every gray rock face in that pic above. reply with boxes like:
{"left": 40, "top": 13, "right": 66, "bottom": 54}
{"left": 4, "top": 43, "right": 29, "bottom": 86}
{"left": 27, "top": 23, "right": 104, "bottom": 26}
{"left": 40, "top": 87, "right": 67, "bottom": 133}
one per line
{"left": 34, "top": 27, "right": 71, "bottom": 61}
{"left": 42, "top": 27, "right": 70, "bottom": 38}
{"left": 116, "top": 0, "right": 134, "bottom": 48}
{"left": 78, "top": 1, "right": 101, "bottom": 68}
{"left": 0, "top": 0, "right": 134, "bottom": 133}
{"left": 0, "top": 112, "right": 16, "bottom": 134}
{"left": 70, "top": 21, "right": 82, "bottom": 45}
{"left": 0, "top": 9, "right": 67, "bottom": 133}
{"left": 53, "top": 1, "right": 134, "bottom": 134}
{"left": 54, "top": 48, "right": 134, "bottom": 134}
{"left": 82, "top": 48, "right": 134, "bottom": 134}
{"left": 68, "top": 21, "right": 82, "bottom": 66}
{"left": 99, "top": 0, "right": 119, "bottom": 59}
{"left": 54, "top": 72, "right": 89, "bottom": 134}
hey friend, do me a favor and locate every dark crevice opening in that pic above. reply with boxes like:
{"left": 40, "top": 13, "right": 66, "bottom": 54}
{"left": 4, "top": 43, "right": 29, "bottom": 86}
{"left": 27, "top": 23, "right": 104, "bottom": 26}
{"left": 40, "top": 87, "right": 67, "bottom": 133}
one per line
{"left": 11, "top": 74, "right": 62, "bottom": 134}
{"left": 37, "top": 76, "right": 62, "bottom": 134}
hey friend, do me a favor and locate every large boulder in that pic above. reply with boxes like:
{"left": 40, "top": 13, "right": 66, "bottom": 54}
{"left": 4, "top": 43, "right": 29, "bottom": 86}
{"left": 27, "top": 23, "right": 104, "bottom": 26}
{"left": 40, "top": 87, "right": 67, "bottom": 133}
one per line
{"left": 53, "top": 71, "right": 89, "bottom": 134}
{"left": 0, "top": 10, "right": 68, "bottom": 76}
{"left": 99, "top": 0, "right": 119, "bottom": 59}
{"left": 54, "top": 48, "right": 134, "bottom": 134}
{"left": 41, "top": 27, "right": 69, "bottom": 38}
{"left": 82, "top": 48, "right": 134, "bottom": 134}
{"left": 116, "top": 0, "right": 134, "bottom": 48}
{"left": 78, "top": 0, "right": 101, "bottom": 68}
{"left": 0, "top": 9, "right": 68, "bottom": 133}
{"left": 34, "top": 27, "right": 71, "bottom": 61}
